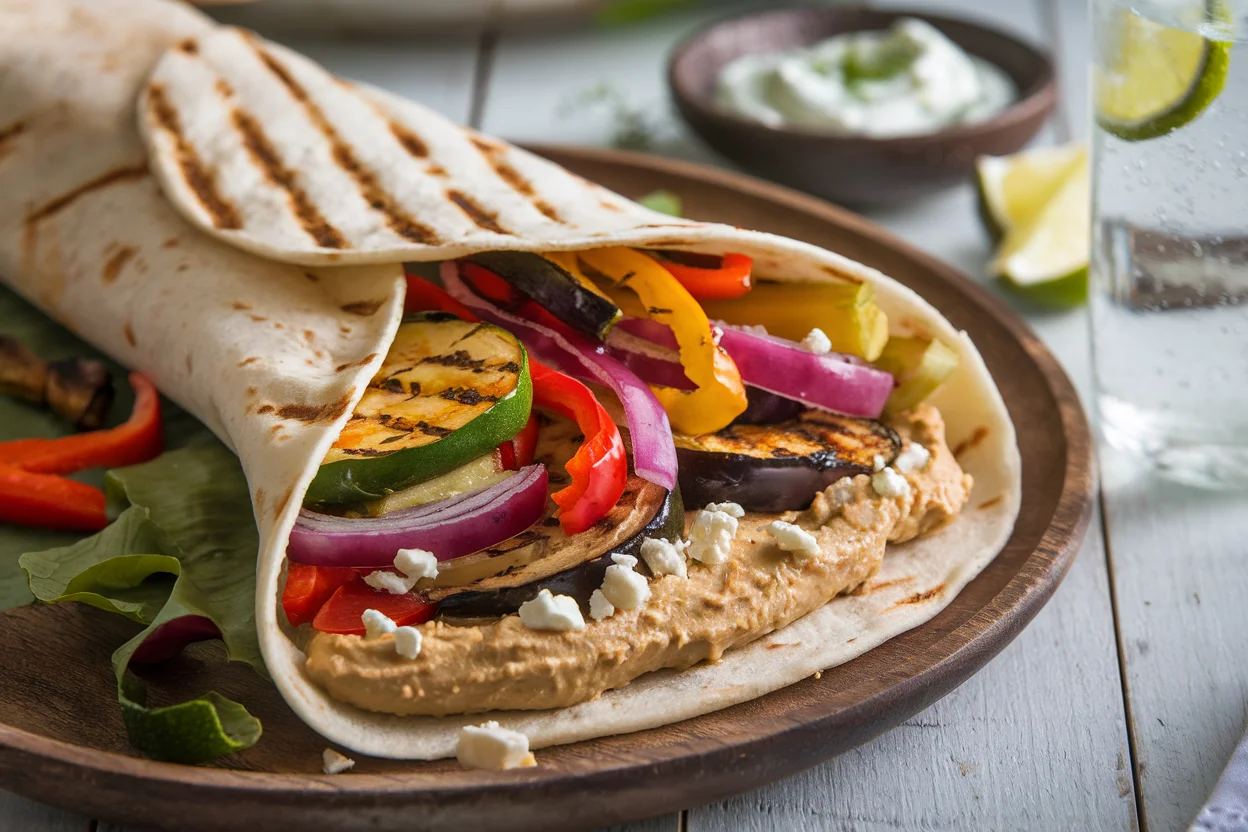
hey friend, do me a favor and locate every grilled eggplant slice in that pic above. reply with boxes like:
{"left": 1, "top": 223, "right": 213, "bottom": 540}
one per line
{"left": 305, "top": 313, "right": 532, "bottom": 505}
{"left": 676, "top": 410, "right": 901, "bottom": 513}
{"left": 466, "top": 251, "right": 622, "bottom": 340}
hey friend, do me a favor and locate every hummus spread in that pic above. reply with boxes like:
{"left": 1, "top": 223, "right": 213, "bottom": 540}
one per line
{"left": 304, "top": 405, "right": 971, "bottom": 716}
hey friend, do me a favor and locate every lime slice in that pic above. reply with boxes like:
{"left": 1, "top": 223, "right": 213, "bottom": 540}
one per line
{"left": 975, "top": 143, "right": 1087, "bottom": 244}
{"left": 1094, "top": 3, "right": 1231, "bottom": 141}
{"left": 992, "top": 153, "right": 1090, "bottom": 308}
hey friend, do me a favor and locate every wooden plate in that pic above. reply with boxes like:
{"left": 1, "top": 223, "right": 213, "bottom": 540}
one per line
{"left": 0, "top": 146, "right": 1093, "bottom": 832}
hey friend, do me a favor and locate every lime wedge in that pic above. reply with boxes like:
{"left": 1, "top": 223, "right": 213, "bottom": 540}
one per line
{"left": 1094, "top": 3, "right": 1231, "bottom": 141}
{"left": 975, "top": 143, "right": 1087, "bottom": 244}
{"left": 991, "top": 153, "right": 1090, "bottom": 308}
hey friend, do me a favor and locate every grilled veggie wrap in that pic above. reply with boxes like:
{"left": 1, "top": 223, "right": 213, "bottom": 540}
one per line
{"left": 0, "top": 0, "right": 1020, "bottom": 761}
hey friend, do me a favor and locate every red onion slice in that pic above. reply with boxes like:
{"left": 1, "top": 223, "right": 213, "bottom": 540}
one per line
{"left": 288, "top": 464, "right": 549, "bottom": 568}
{"left": 611, "top": 317, "right": 894, "bottom": 420}
{"left": 441, "top": 261, "right": 678, "bottom": 492}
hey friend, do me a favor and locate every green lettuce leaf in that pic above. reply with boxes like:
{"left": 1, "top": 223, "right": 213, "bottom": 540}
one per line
{"left": 19, "top": 441, "right": 264, "bottom": 763}
{"left": 3, "top": 284, "right": 265, "bottom": 763}
{"left": 637, "top": 189, "right": 684, "bottom": 217}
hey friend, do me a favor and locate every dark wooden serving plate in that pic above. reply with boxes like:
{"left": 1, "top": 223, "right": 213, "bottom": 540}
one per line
{"left": 0, "top": 146, "right": 1093, "bottom": 832}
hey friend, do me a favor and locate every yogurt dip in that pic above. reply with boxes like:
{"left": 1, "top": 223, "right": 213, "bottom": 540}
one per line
{"left": 715, "top": 18, "right": 1016, "bottom": 137}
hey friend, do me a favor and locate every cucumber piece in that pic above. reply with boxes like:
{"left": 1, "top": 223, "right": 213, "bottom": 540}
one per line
{"left": 305, "top": 313, "right": 532, "bottom": 505}
{"left": 874, "top": 337, "right": 959, "bottom": 417}
{"left": 362, "top": 451, "right": 511, "bottom": 517}
{"left": 467, "top": 251, "right": 622, "bottom": 340}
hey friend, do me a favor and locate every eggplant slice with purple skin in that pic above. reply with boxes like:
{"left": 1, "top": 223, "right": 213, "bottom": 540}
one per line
{"left": 676, "top": 410, "right": 901, "bottom": 513}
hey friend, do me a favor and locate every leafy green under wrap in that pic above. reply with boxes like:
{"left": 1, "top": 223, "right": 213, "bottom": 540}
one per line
{"left": 3, "top": 285, "right": 266, "bottom": 763}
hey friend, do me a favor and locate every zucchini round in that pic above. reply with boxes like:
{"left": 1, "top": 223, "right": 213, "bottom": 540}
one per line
{"left": 305, "top": 313, "right": 532, "bottom": 505}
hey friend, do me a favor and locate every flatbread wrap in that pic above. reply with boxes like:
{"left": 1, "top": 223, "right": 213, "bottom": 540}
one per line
{"left": 0, "top": 0, "right": 1020, "bottom": 763}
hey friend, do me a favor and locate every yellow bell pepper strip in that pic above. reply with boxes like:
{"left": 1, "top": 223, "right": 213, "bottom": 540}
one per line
{"left": 576, "top": 248, "right": 747, "bottom": 435}
{"left": 700, "top": 278, "right": 889, "bottom": 361}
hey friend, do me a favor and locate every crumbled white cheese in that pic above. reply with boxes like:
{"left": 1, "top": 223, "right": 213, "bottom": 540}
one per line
{"left": 894, "top": 442, "right": 932, "bottom": 473}
{"left": 601, "top": 558, "right": 651, "bottom": 610}
{"left": 738, "top": 323, "right": 769, "bottom": 335}
{"left": 394, "top": 547, "right": 439, "bottom": 581}
{"left": 872, "top": 467, "right": 911, "bottom": 498}
{"left": 687, "top": 508, "right": 738, "bottom": 564}
{"left": 640, "top": 537, "right": 688, "bottom": 578}
{"left": 393, "top": 626, "right": 423, "bottom": 659}
{"left": 362, "top": 570, "right": 417, "bottom": 595}
{"left": 588, "top": 589, "right": 615, "bottom": 621}
{"left": 704, "top": 501, "right": 745, "bottom": 518}
{"left": 361, "top": 608, "right": 397, "bottom": 640}
{"left": 517, "top": 589, "right": 586, "bottom": 631}
{"left": 765, "top": 520, "right": 821, "bottom": 562}
{"left": 322, "top": 748, "right": 355, "bottom": 775}
{"left": 872, "top": 454, "right": 886, "bottom": 472}
{"left": 457, "top": 721, "right": 537, "bottom": 771}
{"left": 800, "top": 327, "right": 833, "bottom": 354}
{"left": 829, "top": 477, "right": 858, "bottom": 506}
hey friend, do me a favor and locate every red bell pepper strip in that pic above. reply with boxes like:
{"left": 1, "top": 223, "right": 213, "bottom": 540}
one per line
{"left": 529, "top": 362, "right": 626, "bottom": 536}
{"left": 410, "top": 268, "right": 625, "bottom": 536}
{"left": 0, "top": 372, "right": 163, "bottom": 475}
{"left": 404, "top": 272, "right": 481, "bottom": 321}
{"left": 282, "top": 563, "right": 358, "bottom": 627}
{"left": 312, "top": 576, "right": 439, "bottom": 635}
{"left": 658, "top": 252, "right": 753, "bottom": 301}
{"left": 0, "top": 466, "right": 108, "bottom": 531}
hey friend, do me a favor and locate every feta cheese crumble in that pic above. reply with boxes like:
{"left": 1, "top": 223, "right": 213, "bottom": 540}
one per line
{"left": 894, "top": 442, "right": 932, "bottom": 473}
{"left": 393, "top": 625, "right": 423, "bottom": 659}
{"left": 322, "top": 748, "right": 355, "bottom": 775}
{"left": 601, "top": 553, "right": 651, "bottom": 610}
{"left": 872, "top": 454, "right": 886, "bottom": 472}
{"left": 640, "top": 537, "right": 688, "bottom": 578}
{"left": 395, "top": 547, "right": 439, "bottom": 581}
{"left": 589, "top": 589, "right": 615, "bottom": 621}
{"left": 765, "top": 520, "right": 821, "bottom": 562}
{"left": 457, "top": 721, "right": 537, "bottom": 771}
{"left": 361, "top": 608, "right": 396, "bottom": 639}
{"left": 518, "top": 589, "right": 586, "bottom": 631}
{"left": 800, "top": 327, "right": 833, "bottom": 354}
{"left": 871, "top": 467, "right": 911, "bottom": 498}
{"left": 362, "top": 570, "right": 416, "bottom": 595}
{"left": 704, "top": 501, "right": 744, "bottom": 518}
{"left": 687, "top": 508, "right": 738, "bottom": 564}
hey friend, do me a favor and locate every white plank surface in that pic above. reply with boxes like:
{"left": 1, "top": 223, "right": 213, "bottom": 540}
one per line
{"left": 1051, "top": 0, "right": 1248, "bottom": 829}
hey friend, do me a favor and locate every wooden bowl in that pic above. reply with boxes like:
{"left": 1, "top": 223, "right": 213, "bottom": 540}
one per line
{"left": 668, "top": 8, "right": 1058, "bottom": 206}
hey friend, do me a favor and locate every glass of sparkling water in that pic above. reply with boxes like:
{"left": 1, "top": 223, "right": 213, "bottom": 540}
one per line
{"left": 1091, "top": 0, "right": 1248, "bottom": 488}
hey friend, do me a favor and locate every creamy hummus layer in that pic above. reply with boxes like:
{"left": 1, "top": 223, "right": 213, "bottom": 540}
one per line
{"left": 304, "top": 405, "right": 971, "bottom": 716}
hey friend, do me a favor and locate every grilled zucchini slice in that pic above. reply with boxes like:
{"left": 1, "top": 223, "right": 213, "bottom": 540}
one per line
{"left": 305, "top": 313, "right": 532, "bottom": 505}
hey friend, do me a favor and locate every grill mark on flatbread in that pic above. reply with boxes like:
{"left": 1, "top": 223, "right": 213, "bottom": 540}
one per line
{"left": 231, "top": 109, "right": 346, "bottom": 249}
{"left": 177, "top": 38, "right": 198, "bottom": 55}
{"left": 447, "top": 190, "right": 508, "bottom": 234}
{"left": 101, "top": 246, "right": 137, "bottom": 285}
{"left": 388, "top": 122, "right": 429, "bottom": 157}
{"left": 470, "top": 138, "right": 563, "bottom": 223}
{"left": 340, "top": 299, "right": 385, "bottom": 316}
{"left": 26, "top": 165, "right": 149, "bottom": 225}
{"left": 276, "top": 389, "right": 353, "bottom": 423}
{"left": 952, "top": 426, "right": 989, "bottom": 459}
{"left": 890, "top": 585, "right": 945, "bottom": 608}
{"left": 251, "top": 45, "right": 443, "bottom": 246}
{"left": 122, "top": 322, "right": 136, "bottom": 348}
{"left": 0, "top": 120, "right": 26, "bottom": 159}
{"left": 216, "top": 79, "right": 234, "bottom": 98}
{"left": 145, "top": 84, "right": 242, "bottom": 230}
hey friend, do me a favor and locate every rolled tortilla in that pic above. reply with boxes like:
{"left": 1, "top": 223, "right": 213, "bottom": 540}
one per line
{"left": 0, "top": 0, "right": 1020, "bottom": 760}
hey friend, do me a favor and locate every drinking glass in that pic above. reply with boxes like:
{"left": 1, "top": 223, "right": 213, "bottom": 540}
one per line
{"left": 1090, "top": 0, "right": 1248, "bottom": 488}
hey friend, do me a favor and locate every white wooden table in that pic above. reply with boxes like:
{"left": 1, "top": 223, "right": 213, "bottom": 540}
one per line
{"left": 5, "top": 1, "right": 1246, "bottom": 830}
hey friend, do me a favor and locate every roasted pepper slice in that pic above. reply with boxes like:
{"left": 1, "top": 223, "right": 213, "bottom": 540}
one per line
{"left": 530, "top": 361, "right": 627, "bottom": 536}
{"left": 404, "top": 272, "right": 480, "bottom": 321}
{"left": 652, "top": 252, "right": 753, "bottom": 301}
{"left": 281, "top": 563, "right": 358, "bottom": 627}
{"left": 0, "top": 466, "right": 108, "bottom": 531}
{"left": 700, "top": 278, "right": 889, "bottom": 361}
{"left": 576, "top": 247, "right": 747, "bottom": 435}
{"left": 0, "top": 372, "right": 164, "bottom": 475}
{"left": 312, "top": 576, "right": 439, "bottom": 635}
